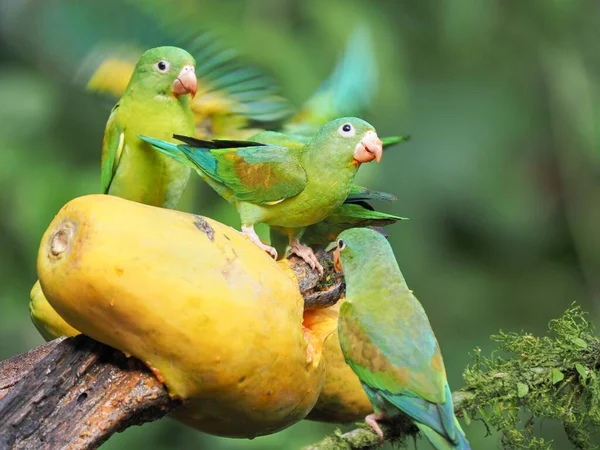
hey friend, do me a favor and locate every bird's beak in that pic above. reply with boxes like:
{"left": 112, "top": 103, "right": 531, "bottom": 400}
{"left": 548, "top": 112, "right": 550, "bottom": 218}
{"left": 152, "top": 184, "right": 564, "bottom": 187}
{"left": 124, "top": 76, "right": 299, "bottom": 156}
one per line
{"left": 333, "top": 247, "right": 343, "bottom": 273}
{"left": 353, "top": 130, "right": 383, "bottom": 164}
{"left": 172, "top": 65, "right": 197, "bottom": 98}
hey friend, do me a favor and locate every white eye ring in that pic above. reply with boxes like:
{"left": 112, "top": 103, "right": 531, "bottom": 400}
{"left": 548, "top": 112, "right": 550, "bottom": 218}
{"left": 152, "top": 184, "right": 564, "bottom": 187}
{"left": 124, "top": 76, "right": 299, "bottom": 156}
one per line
{"left": 337, "top": 239, "right": 346, "bottom": 251}
{"left": 155, "top": 60, "right": 170, "bottom": 73}
{"left": 338, "top": 123, "right": 355, "bottom": 137}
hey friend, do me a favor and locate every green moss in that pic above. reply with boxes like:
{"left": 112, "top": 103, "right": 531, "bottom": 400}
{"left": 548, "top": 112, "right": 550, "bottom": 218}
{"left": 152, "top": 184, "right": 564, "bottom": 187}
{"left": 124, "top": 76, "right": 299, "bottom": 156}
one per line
{"left": 461, "top": 304, "right": 600, "bottom": 449}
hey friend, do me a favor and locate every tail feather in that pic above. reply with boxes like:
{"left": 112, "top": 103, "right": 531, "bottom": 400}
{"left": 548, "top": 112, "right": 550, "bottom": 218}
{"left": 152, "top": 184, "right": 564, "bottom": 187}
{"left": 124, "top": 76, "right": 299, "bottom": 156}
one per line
{"left": 416, "top": 421, "right": 470, "bottom": 450}
{"left": 300, "top": 202, "right": 405, "bottom": 248}
{"left": 328, "top": 203, "right": 405, "bottom": 225}
{"left": 138, "top": 136, "right": 191, "bottom": 167}
{"left": 381, "top": 135, "right": 411, "bottom": 150}
{"left": 139, "top": 135, "right": 235, "bottom": 202}
{"left": 380, "top": 388, "right": 471, "bottom": 450}
{"left": 139, "top": 135, "right": 217, "bottom": 176}
{"left": 346, "top": 185, "right": 397, "bottom": 203}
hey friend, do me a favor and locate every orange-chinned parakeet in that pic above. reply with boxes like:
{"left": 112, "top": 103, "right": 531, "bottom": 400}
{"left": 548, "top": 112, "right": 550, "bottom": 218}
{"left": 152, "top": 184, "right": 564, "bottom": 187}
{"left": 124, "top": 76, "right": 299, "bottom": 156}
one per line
{"left": 140, "top": 117, "right": 384, "bottom": 273}
{"left": 102, "top": 46, "right": 197, "bottom": 208}
{"left": 333, "top": 228, "right": 471, "bottom": 450}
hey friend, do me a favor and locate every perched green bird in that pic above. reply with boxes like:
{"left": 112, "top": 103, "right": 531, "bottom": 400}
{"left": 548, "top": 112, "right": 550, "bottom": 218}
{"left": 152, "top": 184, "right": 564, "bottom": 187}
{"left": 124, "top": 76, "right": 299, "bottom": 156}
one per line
{"left": 334, "top": 228, "right": 471, "bottom": 449}
{"left": 140, "top": 117, "right": 384, "bottom": 273}
{"left": 263, "top": 136, "right": 408, "bottom": 255}
{"left": 101, "top": 46, "right": 197, "bottom": 208}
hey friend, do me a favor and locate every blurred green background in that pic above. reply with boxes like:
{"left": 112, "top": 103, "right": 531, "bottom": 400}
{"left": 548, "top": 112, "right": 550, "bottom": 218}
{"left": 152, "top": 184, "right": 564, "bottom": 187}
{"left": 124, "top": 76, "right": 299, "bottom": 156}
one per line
{"left": 1, "top": 0, "right": 599, "bottom": 448}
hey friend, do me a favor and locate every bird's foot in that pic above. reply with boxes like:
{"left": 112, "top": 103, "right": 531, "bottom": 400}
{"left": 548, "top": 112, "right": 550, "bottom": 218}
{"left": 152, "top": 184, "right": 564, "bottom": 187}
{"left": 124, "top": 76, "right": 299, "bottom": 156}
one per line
{"left": 365, "top": 412, "right": 385, "bottom": 444}
{"left": 241, "top": 225, "right": 278, "bottom": 260}
{"left": 289, "top": 241, "right": 323, "bottom": 276}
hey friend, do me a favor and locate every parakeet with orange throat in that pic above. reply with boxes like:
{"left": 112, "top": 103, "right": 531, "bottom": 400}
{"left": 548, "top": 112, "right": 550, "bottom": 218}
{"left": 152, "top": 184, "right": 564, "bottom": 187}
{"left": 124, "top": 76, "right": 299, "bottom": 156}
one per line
{"left": 101, "top": 46, "right": 198, "bottom": 208}
{"left": 140, "top": 117, "right": 384, "bottom": 273}
{"left": 334, "top": 228, "right": 471, "bottom": 449}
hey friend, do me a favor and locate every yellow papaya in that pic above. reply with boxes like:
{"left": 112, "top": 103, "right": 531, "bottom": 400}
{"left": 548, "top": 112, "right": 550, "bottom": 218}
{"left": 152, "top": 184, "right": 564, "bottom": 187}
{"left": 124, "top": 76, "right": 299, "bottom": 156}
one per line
{"left": 37, "top": 194, "right": 336, "bottom": 438}
{"left": 29, "top": 280, "right": 79, "bottom": 341}
{"left": 305, "top": 300, "right": 373, "bottom": 423}
{"left": 30, "top": 276, "right": 373, "bottom": 424}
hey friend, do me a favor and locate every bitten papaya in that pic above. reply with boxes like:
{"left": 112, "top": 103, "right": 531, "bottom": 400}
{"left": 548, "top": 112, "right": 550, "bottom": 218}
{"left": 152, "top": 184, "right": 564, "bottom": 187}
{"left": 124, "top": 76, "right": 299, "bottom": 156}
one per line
{"left": 37, "top": 194, "right": 335, "bottom": 438}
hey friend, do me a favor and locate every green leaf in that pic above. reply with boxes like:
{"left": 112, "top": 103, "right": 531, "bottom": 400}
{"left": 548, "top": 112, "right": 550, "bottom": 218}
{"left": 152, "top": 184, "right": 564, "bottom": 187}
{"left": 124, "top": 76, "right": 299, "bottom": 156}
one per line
{"left": 570, "top": 337, "right": 588, "bottom": 348}
{"left": 517, "top": 382, "right": 529, "bottom": 398}
{"left": 575, "top": 363, "right": 588, "bottom": 380}
{"left": 551, "top": 368, "right": 565, "bottom": 385}
{"left": 463, "top": 409, "right": 471, "bottom": 426}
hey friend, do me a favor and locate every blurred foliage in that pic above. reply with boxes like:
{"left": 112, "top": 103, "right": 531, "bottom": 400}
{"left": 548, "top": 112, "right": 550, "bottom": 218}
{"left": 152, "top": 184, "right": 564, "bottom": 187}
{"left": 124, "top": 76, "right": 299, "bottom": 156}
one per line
{"left": 0, "top": 0, "right": 599, "bottom": 449}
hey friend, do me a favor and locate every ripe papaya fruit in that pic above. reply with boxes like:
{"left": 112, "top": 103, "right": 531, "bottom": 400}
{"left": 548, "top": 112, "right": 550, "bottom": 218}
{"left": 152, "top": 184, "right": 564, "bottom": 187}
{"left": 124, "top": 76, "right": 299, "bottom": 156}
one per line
{"left": 30, "top": 280, "right": 79, "bottom": 340}
{"left": 30, "top": 279, "right": 373, "bottom": 424}
{"left": 37, "top": 194, "right": 334, "bottom": 438}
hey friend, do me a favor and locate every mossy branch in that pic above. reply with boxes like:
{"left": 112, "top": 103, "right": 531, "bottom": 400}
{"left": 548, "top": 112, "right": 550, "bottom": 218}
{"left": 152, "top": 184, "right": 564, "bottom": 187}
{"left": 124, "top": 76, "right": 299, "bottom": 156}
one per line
{"left": 306, "top": 304, "right": 600, "bottom": 450}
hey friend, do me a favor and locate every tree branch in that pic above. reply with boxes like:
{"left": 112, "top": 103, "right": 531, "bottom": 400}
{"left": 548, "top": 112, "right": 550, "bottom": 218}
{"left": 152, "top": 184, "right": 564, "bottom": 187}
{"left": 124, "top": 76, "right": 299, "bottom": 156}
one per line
{"left": 302, "top": 391, "right": 474, "bottom": 450}
{"left": 0, "top": 335, "right": 179, "bottom": 450}
{"left": 0, "top": 252, "right": 342, "bottom": 450}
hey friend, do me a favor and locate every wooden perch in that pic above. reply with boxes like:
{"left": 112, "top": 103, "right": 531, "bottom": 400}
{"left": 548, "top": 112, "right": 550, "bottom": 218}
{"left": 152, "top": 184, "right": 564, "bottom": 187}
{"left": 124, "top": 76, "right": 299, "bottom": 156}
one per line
{"left": 0, "top": 252, "right": 343, "bottom": 450}
{"left": 303, "top": 391, "right": 474, "bottom": 450}
{"left": 0, "top": 336, "right": 179, "bottom": 450}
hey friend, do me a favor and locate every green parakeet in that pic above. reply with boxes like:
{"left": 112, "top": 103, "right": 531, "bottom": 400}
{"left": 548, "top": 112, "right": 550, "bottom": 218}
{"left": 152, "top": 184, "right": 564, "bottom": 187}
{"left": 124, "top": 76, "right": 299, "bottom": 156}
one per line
{"left": 140, "top": 117, "right": 385, "bottom": 272}
{"left": 101, "top": 46, "right": 197, "bottom": 208}
{"left": 333, "top": 228, "right": 471, "bottom": 450}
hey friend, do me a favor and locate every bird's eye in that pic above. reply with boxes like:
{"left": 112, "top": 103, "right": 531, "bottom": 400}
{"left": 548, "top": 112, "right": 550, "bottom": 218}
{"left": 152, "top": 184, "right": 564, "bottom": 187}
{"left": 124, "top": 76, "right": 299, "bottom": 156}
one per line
{"left": 338, "top": 123, "right": 355, "bottom": 137}
{"left": 155, "top": 60, "right": 170, "bottom": 73}
{"left": 337, "top": 239, "right": 346, "bottom": 251}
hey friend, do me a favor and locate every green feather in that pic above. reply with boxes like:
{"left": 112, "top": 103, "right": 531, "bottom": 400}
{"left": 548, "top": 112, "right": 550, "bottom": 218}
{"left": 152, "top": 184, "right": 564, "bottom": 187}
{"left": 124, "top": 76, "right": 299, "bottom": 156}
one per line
{"left": 381, "top": 135, "right": 411, "bottom": 150}
{"left": 301, "top": 203, "right": 406, "bottom": 248}
{"left": 346, "top": 185, "right": 397, "bottom": 203}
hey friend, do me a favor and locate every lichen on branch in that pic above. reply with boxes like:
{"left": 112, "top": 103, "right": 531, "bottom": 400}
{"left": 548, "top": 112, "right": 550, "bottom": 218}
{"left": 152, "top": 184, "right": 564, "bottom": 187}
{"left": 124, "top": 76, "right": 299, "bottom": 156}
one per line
{"left": 462, "top": 304, "right": 600, "bottom": 449}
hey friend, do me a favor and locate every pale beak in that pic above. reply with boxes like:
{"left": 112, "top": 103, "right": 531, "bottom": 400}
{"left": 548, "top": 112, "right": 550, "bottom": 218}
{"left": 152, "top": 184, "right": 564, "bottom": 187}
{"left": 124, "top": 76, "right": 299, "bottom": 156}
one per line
{"left": 172, "top": 65, "right": 197, "bottom": 98}
{"left": 353, "top": 130, "right": 383, "bottom": 164}
{"left": 333, "top": 247, "right": 343, "bottom": 273}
